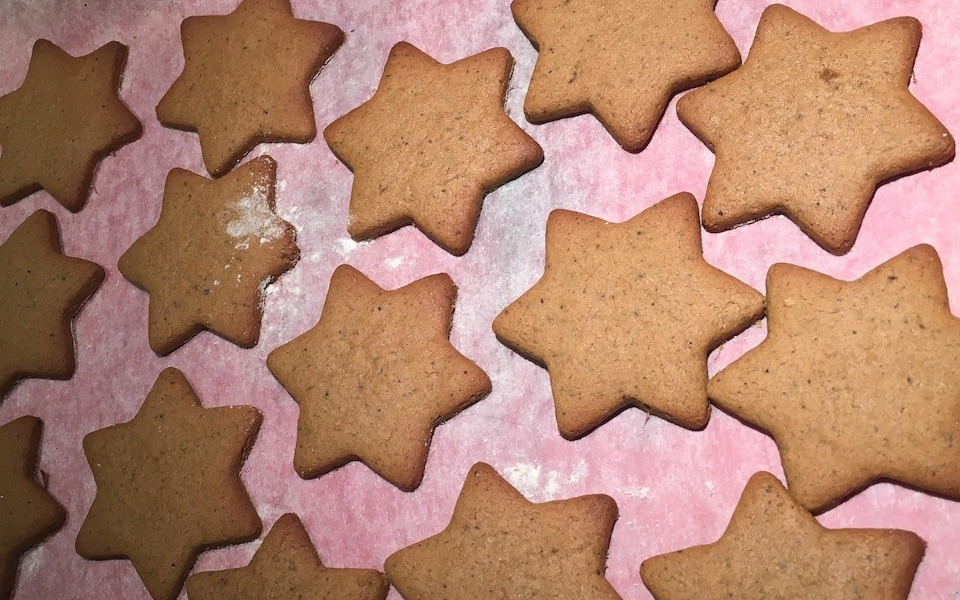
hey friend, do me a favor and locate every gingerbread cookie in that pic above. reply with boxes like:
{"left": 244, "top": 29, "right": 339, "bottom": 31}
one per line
{"left": 0, "top": 39, "right": 141, "bottom": 211}
{"left": 266, "top": 265, "right": 491, "bottom": 491}
{"left": 512, "top": 0, "right": 741, "bottom": 151}
{"left": 76, "top": 368, "right": 262, "bottom": 600}
{"left": 185, "top": 513, "right": 389, "bottom": 600}
{"left": 640, "top": 472, "right": 925, "bottom": 600}
{"left": 0, "top": 210, "right": 104, "bottom": 400}
{"left": 385, "top": 462, "right": 621, "bottom": 600}
{"left": 157, "top": 0, "right": 344, "bottom": 177}
{"left": 493, "top": 193, "right": 764, "bottom": 438}
{"left": 677, "top": 4, "right": 954, "bottom": 254}
{"left": 118, "top": 155, "right": 299, "bottom": 356}
{"left": 709, "top": 245, "right": 960, "bottom": 513}
{"left": 0, "top": 417, "right": 66, "bottom": 600}
{"left": 324, "top": 42, "right": 543, "bottom": 255}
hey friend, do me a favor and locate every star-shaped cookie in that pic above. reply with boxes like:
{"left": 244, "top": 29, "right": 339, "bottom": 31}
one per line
{"left": 118, "top": 155, "right": 299, "bottom": 356}
{"left": 323, "top": 42, "right": 544, "bottom": 255}
{"left": 677, "top": 4, "right": 955, "bottom": 254}
{"left": 709, "top": 245, "right": 960, "bottom": 513}
{"left": 0, "top": 210, "right": 104, "bottom": 401}
{"left": 0, "top": 39, "right": 142, "bottom": 211}
{"left": 640, "top": 472, "right": 925, "bottom": 600}
{"left": 512, "top": 0, "right": 741, "bottom": 151}
{"left": 492, "top": 193, "right": 764, "bottom": 439}
{"left": 76, "top": 368, "right": 262, "bottom": 600}
{"left": 157, "top": 0, "right": 344, "bottom": 177}
{"left": 0, "top": 417, "right": 66, "bottom": 600}
{"left": 385, "top": 462, "right": 621, "bottom": 600}
{"left": 266, "top": 265, "right": 491, "bottom": 491}
{"left": 185, "top": 513, "right": 389, "bottom": 600}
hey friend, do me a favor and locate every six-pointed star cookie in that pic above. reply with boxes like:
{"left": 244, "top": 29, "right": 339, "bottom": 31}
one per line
{"left": 0, "top": 39, "right": 142, "bottom": 211}
{"left": 0, "top": 417, "right": 66, "bottom": 600}
{"left": 385, "top": 462, "right": 622, "bottom": 600}
{"left": 118, "top": 155, "right": 299, "bottom": 356}
{"left": 324, "top": 42, "right": 544, "bottom": 255}
{"left": 185, "top": 513, "right": 389, "bottom": 600}
{"left": 677, "top": 4, "right": 955, "bottom": 254}
{"left": 512, "top": 0, "right": 741, "bottom": 151}
{"left": 493, "top": 193, "right": 764, "bottom": 439}
{"left": 76, "top": 368, "right": 262, "bottom": 600}
{"left": 640, "top": 472, "right": 925, "bottom": 600}
{"left": 709, "top": 245, "right": 960, "bottom": 513}
{"left": 0, "top": 210, "right": 104, "bottom": 400}
{"left": 157, "top": 0, "right": 344, "bottom": 177}
{"left": 266, "top": 265, "right": 491, "bottom": 491}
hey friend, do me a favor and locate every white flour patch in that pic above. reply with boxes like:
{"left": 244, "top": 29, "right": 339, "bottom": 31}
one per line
{"left": 705, "top": 480, "right": 715, "bottom": 491}
{"left": 225, "top": 184, "right": 285, "bottom": 249}
{"left": 20, "top": 545, "right": 44, "bottom": 576}
{"left": 503, "top": 463, "right": 542, "bottom": 496}
{"left": 335, "top": 238, "right": 368, "bottom": 257}
{"left": 504, "top": 459, "right": 591, "bottom": 500}
{"left": 621, "top": 486, "right": 650, "bottom": 499}
{"left": 384, "top": 256, "right": 405, "bottom": 270}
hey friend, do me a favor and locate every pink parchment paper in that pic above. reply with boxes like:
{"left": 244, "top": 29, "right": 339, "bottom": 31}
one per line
{"left": 1, "top": 0, "right": 959, "bottom": 598}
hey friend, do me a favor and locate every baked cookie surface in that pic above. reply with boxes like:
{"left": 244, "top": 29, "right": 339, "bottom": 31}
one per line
{"left": 75, "top": 368, "right": 262, "bottom": 600}
{"left": 709, "top": 245, "right": 960, "bottom": 512}
{"left": 641, "top": 472, "right": 924, "bottom": 600}
{"left": 513, "top": 0, "right": 741, "bottom": 151}
{"left": 185, "top": 513, "right": 389, "bottom": 600}
{"left": 385, "top": 462, "right": 621, "bottom": 600}
{"left": 678, "top": 4, "right": 954, "bottom": 254}
{"left": 0, "top": 39, "right": 141, "bottom": 211}
{"left": 324, "top": 42, "right": 543, "bottom": 255}
{"left": 266, "top": 265, "right": 491, "bottom": 491}
{"left": 0, "top": 416, "right": 66, "bottom": 600}
{"left": 493, "top": 193, "right": 764, "bottom": 438}
{"left": 118, "top": 155, "right": 299, "bottom": 356}
{"left": 157, "top": 0, "right": 344, "bottom": 177}
{"left": 0, "top": 210, "right": 104, "bottom": 400}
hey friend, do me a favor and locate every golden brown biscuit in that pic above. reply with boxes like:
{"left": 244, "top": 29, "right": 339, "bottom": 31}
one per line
{"left": 185, "top": 513, "right": 389, "bottom": 600}
{"left": 157, "top": 0, "right": 344, "bottom": 177}
{"left": 118, "top": 155, "right": 299, "bottom": 356}
{"left": 324, "top": 42, "right": 544, "bottom": 255}
{"left": 677, "top": 4, "right": 954, "bottom": 254}
{"left": 76, "top": 368, "right": 263, "bottom": 600}
{"left": 266, "top": 265, "right": 491, "bottom": 491}
{"left": 641, "top": 472, "right": 925, "bottom": 600}
{"left": 385, "top": 462, "right": 622, "bottom": 600}
{"left": 0, "top": 39, "right": 141, "bottom": 211}
{"left": 0, "top": 210, "right": 104, "bottom": 401}
{"left": 709, "top": 245, "right": 960, "bottom": 512}
{"left": 512, "top": 0, "right": 741, "bottom": 151}
{"left": 493, "top": 193, "right": 764, "bottom": 438}
{"left": 0, "top": 417, "right": 66, "bottom": 600}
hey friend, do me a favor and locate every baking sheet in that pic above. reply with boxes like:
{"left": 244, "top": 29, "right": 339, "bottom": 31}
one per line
{"left": 1, "top": 0, "right": 959, "bottom": 598}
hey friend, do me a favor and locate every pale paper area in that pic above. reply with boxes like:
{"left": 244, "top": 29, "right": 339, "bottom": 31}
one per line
{"left": 1, "top": 0, "right": 959, "bottom": 598}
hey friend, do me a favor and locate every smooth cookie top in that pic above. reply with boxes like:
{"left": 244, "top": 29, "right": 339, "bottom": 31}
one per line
{"left": 0, "top": 210, "right": 104, "bottom": 400}
{"left": 157, "top": 0, "right": 344, "bottom": 176}
{"left": 493, "top": 193, "right": 764, "bottom": 438}
{"left": 641, "top": 472, "right": 925, "bottom": 600}
{"left": 0, "top": 39, "right": 141, "bottom": 211}
{"left": 76, "top": 368, "right": 263, "bottom": 600}
{"left": 678, "top": 4, "right": 954, "bottom": 254}
{"left": 709, "top": 245, "right": 960, "bottom": 512}
{"left": 267, "top": 265, "right": 491, "bottom": 491}
{"left": 385, "top": 462, "right": 622, "bottom": 600}
{"left": 324, "top": 42, "right": 543, "bottom": 255}
{"left": 0, "top": 416, "right": 66, "bottom": 600}
{"left": 513, "top": 0, "right": 741, "bottom": 151}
